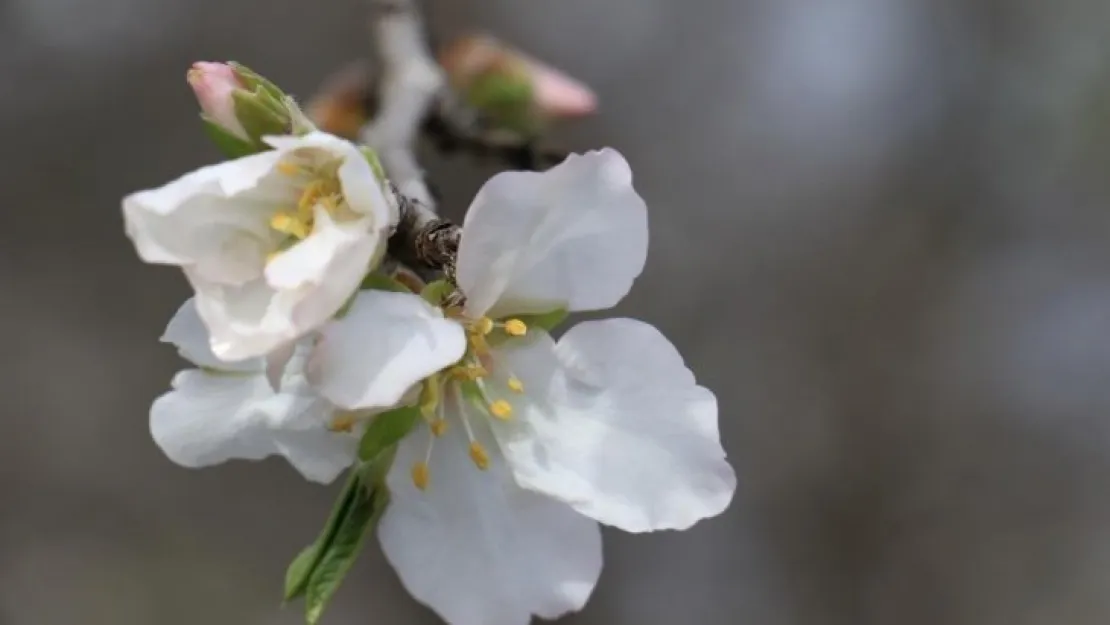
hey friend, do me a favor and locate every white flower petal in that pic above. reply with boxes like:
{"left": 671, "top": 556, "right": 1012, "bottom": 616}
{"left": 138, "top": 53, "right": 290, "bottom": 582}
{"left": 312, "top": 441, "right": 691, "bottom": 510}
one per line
{"left": 379, "top": 422, "right": 601, "bottom": 625}
{"left": 490, "top": 319, "right": 736, "bottom": 532}
{"left": 151, "top": 337, "right": 357, "bottom": 483}
{"left": 187, "top": 272, "right": 300, "bottom": 361}
{"left": 122, "top": 151, "right": 288, "bottom": 283}
{"left": 271, "top": 428, "right": 358, "bottom": 483}
{"left": 455, "top": 148, "right": 648, "bottom": 318}
{"left": 309, "top": 291, "right": 467, "bottom": 410}
{"left": 150, "top": 369, "right": 277, "bottom": 469}
{"left": 263, "top": 209, "right": 379, "bottom": 327}
{"left": 161, "top": 298, "right": 261, "bottom": 372}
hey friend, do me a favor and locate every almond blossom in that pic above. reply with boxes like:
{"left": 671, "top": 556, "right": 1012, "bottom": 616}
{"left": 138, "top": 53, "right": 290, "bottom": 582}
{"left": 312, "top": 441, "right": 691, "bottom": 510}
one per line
{"left": 123, "top": 131, "right": 396, "bottom": 361}
{"left": 307, "top": 149, "right": 736, "bottom": 625}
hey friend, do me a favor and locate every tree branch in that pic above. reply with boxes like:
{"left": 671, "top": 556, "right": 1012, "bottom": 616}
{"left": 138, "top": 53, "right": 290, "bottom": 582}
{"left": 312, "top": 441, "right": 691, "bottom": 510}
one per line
{"left": 358, "top": 1, "right": 569, "bottom": 280}
{"left": 362, "top": 0, "right": 442, "bottom": 209}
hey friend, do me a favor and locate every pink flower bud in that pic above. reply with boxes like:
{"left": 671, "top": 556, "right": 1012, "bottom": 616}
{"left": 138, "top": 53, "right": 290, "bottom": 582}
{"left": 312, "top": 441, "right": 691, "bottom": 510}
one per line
{"left": 187, "top": 61, "right": 250, "bottom": 140}
{"left": 440, "top": 35, "right": 597, "bottom": 120}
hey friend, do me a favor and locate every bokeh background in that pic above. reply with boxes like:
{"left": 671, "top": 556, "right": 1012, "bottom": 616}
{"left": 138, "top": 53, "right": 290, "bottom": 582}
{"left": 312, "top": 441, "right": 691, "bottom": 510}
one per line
{"left": 4, "top": 0, "right": 1110, "bottom": 623}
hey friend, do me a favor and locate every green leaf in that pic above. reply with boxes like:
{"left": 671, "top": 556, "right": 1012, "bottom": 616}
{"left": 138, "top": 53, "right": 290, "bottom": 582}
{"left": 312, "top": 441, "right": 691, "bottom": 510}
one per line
{"left": 233, "top": 90, "right": 290, "bottom": 141}
{"left": 421, "top": 279, "right": 454, "bottom": 307}
{"left": 282, "top": 471, "right": 361, "bottom": 602}
{"left": 283, "top": 544, "right": 318, "bottom": 601}
{"left": 514, "top": 308, "right": 568, "bottom": 333}
{"left": 201, "top": 117, "right": 258, "bottom": 158}
{"left": 358, "top": 405, "right": 421, "bottom": 462}
{"left": 304, "top": 478, "right": 385, "bottom": 625}
{"left": 360, "top": 272, "right": 412, "bottom": 294}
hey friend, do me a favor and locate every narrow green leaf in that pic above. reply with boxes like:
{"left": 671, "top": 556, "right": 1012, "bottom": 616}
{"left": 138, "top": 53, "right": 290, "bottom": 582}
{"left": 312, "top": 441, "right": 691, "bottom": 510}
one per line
{"left": 282, "top": 471, "right": 361, "bottom": 601}
{"left": 304, "top": 480, "right": 384, "bottom": 625}
{"left": 421, "top": 279, "right": 454, "bottom": 306}
{"left": 358, "top": 406, "right": 421, "bottom": 462}
{"left": 360, "top": 272, "right": 412, "bottom": 294}
{"left": 283, "top": 544, "right": 318, "bottom": 601}
{"left": 201, "top": 117, "right": 258, "bottom": 158}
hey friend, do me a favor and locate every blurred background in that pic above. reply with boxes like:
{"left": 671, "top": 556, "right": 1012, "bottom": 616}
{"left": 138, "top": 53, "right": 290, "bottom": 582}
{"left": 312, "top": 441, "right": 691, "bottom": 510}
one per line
{"left": 4, "top": 0, "right": 1110, "bottom": 623}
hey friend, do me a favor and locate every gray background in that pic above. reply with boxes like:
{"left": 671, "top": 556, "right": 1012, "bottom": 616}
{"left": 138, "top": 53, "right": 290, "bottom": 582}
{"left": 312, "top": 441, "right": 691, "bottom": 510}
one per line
{"left": 4, "top": 0, "right": 1110, "bottom": 623}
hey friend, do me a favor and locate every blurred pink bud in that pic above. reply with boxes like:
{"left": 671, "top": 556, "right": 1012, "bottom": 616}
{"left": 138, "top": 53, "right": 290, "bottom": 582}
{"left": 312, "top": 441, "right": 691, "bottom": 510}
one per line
{"left": 440, "top": 35, "right": 597, "bottom": 120}
{"left": 187, "top": 61, "right": 249, "bottom": 140}
{"left": 529, "top": 60, "right": 598, "bottom": 118}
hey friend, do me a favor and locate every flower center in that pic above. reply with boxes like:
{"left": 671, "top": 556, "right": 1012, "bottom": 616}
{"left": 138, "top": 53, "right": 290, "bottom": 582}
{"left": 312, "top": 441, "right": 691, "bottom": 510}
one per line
{"left": 408, "top": 315, "right": 530, "bottom": 491}
{"left": 267, "top": 159, "right": 358, "bottom": 259}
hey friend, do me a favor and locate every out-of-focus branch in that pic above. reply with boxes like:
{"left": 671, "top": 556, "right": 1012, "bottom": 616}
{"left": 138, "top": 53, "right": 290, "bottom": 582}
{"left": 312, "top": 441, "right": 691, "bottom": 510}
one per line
{"left": 339, "top": 4, "right": 586, "bottom": 279}
{"left": 423, "top": 90, "right": 570, "bottom": 171}
{"left": 362, "top": 0, "right": 442, "bottom": 209}
{"left": 360, "top": 0, "right": 457, "bottom": 279}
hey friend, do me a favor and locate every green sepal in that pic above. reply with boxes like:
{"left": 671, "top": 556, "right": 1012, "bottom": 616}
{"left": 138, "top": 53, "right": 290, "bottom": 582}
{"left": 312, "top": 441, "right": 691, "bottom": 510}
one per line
{"left": 233, "top": 90, "right": 290, "bottom": 142}
{"left": 357, "top": 405, "right": 421, "bottom": 462}
{"left": 513, "top": 308, "right": 568, "bottom": 333}
{"left": 360, "top": 272, "right": 413, "bottom": 294}
{"left": 201, "top": 117, "right": 258, "bottom": 158}
{"left": 359, "top": 146, "right": 388, "bottom": 185}
{"left": 421, "top": 279, "right": 455, "bottom": 307}
{"left": 486, "top": 308, "right": 570, "bottom": 347}
{"left": 229, "top": 62, "right": 286, "bottom": 103}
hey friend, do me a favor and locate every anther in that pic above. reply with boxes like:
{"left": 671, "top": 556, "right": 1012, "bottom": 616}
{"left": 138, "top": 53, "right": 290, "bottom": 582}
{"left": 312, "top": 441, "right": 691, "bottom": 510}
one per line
{"left": 276, "top": 161, "right": 300, "bottom": 176}
{"left": 469, "top": 442, "right": 490, "bottom": 470}
{"left": 474, "top": 317, "right": 494, "bottom": 336}
{"left": 507, "top": 377, "right": 525, "bottom": 394}
{"left": 430, "top": 418, "right": 448, "bottom": 437}
{"left": 327, "top": 413, "right": 356, "bottom": 433}
{"left": 503, "top": 319, "right": 528, "bottom": 336}
{"left": 270, "top": 212, "right": 309, "bottom": 238}
{"left": 411, "top": 462, "right": 430, "bottom": 491}
{"left": 489, "top": 400, "right": 513, "bottom": 420}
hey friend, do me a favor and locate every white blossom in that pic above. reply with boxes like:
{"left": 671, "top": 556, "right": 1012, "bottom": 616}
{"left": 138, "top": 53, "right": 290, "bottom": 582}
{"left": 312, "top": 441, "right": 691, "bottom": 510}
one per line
{"left": 308, "top": 149, "right": 736, "bottom": 625}
{"left": 149, "top": 298, "right": 358, "bottom": 483}
{"left": 123, "top": 132, "right": 396, "bottom": 361}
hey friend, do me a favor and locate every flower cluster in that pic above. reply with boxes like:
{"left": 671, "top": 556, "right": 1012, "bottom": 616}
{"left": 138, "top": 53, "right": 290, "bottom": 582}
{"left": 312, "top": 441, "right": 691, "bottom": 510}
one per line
{"left": 124, "top": 62, "right": 736, "bottom": 625}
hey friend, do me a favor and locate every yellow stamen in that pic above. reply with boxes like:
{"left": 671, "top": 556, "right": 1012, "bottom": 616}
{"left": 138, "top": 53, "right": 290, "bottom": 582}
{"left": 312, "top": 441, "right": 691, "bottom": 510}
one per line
{"left": 266, "top": 250, "right": 282, "bottom": 264}
{"left": 474, "top": 317, "right": 494, "bottom": 336}
{"left": 411, "top": 462, "right": 430, "bottom": 491}
{"left": 507, "top": 376, "right": 525, "bottom": 393}
{"left": 489, "top": 400, "right": 513, "bottom": 420}
{"left": 503, "top": 319, "right": 527, "bottom": 336}
{"left": 430, "top": 418, "right": 448, "bottom": 437}
{"left": 327, "top": 413, "right": 357, "bottom": 433}
{"left": 469, "top": 441, "right": 490, "bottom": 470}
{"left": 450, "top": 364, "right": 488, "bottom": 381}
{"left": 270, "top": 212, "right": 310, "bottom": 239}
{"left": 469, "top": 333, "right": 492, "bottom": 357}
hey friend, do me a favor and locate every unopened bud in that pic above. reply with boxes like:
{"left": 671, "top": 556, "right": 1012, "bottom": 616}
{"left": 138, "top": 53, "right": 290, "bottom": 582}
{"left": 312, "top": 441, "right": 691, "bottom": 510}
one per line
{"left": 188, "top": 62, "right": 250, "bottom": 141}
{"left": 439, "top": 35, "right": 597, "bottom": 135}
{"left": 188, "top": 61, "right": 315, "bottom": 157}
